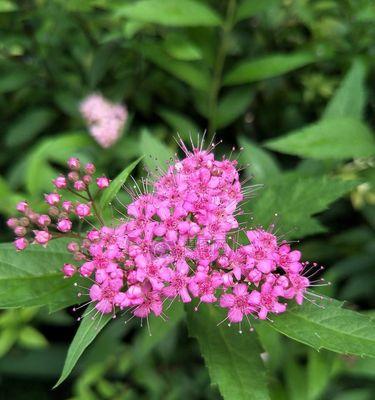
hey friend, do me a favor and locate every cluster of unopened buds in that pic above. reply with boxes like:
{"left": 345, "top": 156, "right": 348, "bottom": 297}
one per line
{"left": 8, "top": 157, "right": 110, "bottom": 251}
{"left": 9, "top": 140, "right": 327, "bottom": 331}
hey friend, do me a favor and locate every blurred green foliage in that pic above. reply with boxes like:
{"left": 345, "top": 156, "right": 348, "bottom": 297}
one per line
{"left": 0, "top": 0, "right": 374, "bottom": 399}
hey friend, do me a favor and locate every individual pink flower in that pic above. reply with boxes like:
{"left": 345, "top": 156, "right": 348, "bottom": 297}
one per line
{"left": 220, "top": 284, "right": 260, "bottom": 323}
{"left": 14, "top": 237, "right": 28, "bottom": 251}
{"left": 16, "top": 201, "right": 28, "bottom": 213}
{"left": 74, "top": 180, "right": 86, "bottom": 191}
{"left": 53, "top": 175, "right": 67, "bottom": 189}
{"left": 96, "top": 176, "right": 110, "bottom": 189}
{"left": 33, "top": 230, "right": 52, "bottom": 246}
{"left": 62, "top": 201, "right": 72, "bottom": 212}
{"left": 62, "top": 263, "right": 76, "bottom": 277}
{"left": 44, "top": 193, "right": 61, "bottom": 206}
{"left": 75, "top": 203, "right": 91, "bottom": 219}
{"left": 57, "top": 219, "right": 72, "bottom": 233}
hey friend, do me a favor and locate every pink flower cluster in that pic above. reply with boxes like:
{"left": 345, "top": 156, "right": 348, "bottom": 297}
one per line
{"left": 80, "top": 94, "right": 127, "bottom": 148}
{"left": 10, "top": 144, "right": 317, "bottom": 329}
{"left": 8, "top": 158, "right": 110, "bottom": 251}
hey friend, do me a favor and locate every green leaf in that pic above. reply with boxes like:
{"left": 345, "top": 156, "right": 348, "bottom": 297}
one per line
{"left": 0, "top": 0, "right": 18, "bottom": 12}
{"left": 268, "top": 296, "right": 375, "bottom": 358}
{"left": 116, "top": 0, "right": 222, "bottom": 27}
{"left": 0, "top": 69, "right": 34, "bottom": 93}
{"left": 18, "top": 326, "right": 48, "bottom": 349}
{"left": 0, "top": 175, "right": 24, "bottom": 215}
{"left": 187, "top": 304, "right": 270, "bottom": 400}
{"left": 250, "top": 175, "right": 358, "bottom": 239}
{"left": 238, "top": 137, "right": 280, "bottom": 183}
{"left": 223, "top": 53, "right": 315, "bottom": 85}
{"left": 0, "top": 240, "right": 80, "bottom": 309}
{"left": 215, "top": 88, "right": 253, "bottom": 129}
{"left": 236, "top": 0, "right": 278, "bottom": 22}
{"left": 54, "top": 305, "right": 112, "bottom": 387}
{"left": 265, "top": 118, "right": 375, "bottom": 160}
{"left": 158, "top": 108, "right": 200, "bottom": 140}
{"left": 323, "top": 60, "right": 366, "bottom": 120}
{"left": 0, "top": 329, "right": 17, "bottom": 357}
{"left": 99, "top": 156, "right": 143, "bottom": 210}
{"left": 5, "top": 108, "right": 56, "bottom": 147}
{"left": 163, "top": 33, "right": 202, "bottom": 61}
{"left": 140, "top": 43, "right": 209, "bottom": 91}
{"left": 140, "top": 129, "right": 174, "bottom": 173}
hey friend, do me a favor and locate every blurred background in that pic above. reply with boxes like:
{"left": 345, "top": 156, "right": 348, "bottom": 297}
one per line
{"left": 0, "top": 0, "right": 374, "bottom": 399}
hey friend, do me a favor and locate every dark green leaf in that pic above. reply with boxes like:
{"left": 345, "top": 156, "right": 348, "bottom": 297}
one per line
{"left": 236, "top": 0, "right": 278, "bottom": 22}
{"left": 5, "top": 108, "right": 56, "bottom": 147}
{"left": 163, "top": 33, "right": 202, "bottom": 61}
{"left": 268, "top": 296, "right": 375, "bottom": 358}
{"left": 224, "top": 53, "right": 315, "bottom": 85}
{"left": 250, "top": 175, "right": 358, "bottom": 238}
{"left": 54, "top": 305, "right": 112, "bottom": 387}
{"left": 265, "top": 118, "right": 375, "bottom": 160}
{"left": 187, "top": 304, "right": 270, "bottom": 400}
{"left": 215, "top": 88, "right": 253, "bottom": 129}
{"left": 99, "top": 156, "right": 143, "bottom": 210}
{"left": 158, "top": 108, "right": 200, "bottom": 140}
{"left": 116, "top": 0, "right": 222, "bottom": 27}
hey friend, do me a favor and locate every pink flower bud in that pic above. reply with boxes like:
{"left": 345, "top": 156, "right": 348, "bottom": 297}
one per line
{"left": 52, "top": 175, "right": 67, "bottom": 189}
{"left": 14, "top": 237, "right": 28, "bottom": 251}
{"left": 16, "top": 201, "right": 28, "bottom": 213}
{"left": 44, "top": 193, "right": 61, "bottom": 206}
{"left": 14, "top": 226, "right": 27, "bottom": 236}
{"left": 67, "top": 242, "right": 79, "bottom": 253}
{"left": 6, "top": 218, "right": 18, "bottom": 229}
{"left": 62, "top": 263, "right": 76, "bottom": 277}
{"left": 57, "top": 218, "right": 72, "bottom": 232}
{"left": 82, "top": 174, "right": 92, "bottom": 184}
{"left": 96, "top": 176, "right": 110, "bottom": 189}
{"left": 87, "top": 230, "right": 100, "bottom": 241}
{"left": 62, "top": 201, "right": 72, "bottom": 212}
{"left": 74, "top": 252, "right": 86, "bottom": 261}
{"left": 74, "top": 180, "right": 86, "bottom": 191}
{"left": 84, "top": 163, "right": 96, "bottom": 174}
{"left": 68, "top": 171, "right": 79, "bottom": 182}
{"left": 75, "top": 203, "right": 91, "bottom": 219}
{"left": 67, "top": 157, "right": 80, "bottom": 170}
{"left": 33, "top": 230, "right": 52, "bottom": 245}
{"left": 38, "top": 214, "right": 51, "bottom": 227}
{"left": 49, "top": 206, "right": 60, "bottom": 217}
{"left": 19, "top": 217, "right": 30, "bottom": 227}
{"left": 27, "top": 211, "right": 39, "bottom": 223}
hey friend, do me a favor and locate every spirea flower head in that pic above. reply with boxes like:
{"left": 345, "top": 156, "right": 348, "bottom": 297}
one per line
{"left": 80, "top": 93, "right": 128, "bottom": 148}
{"left": 10, "top": 139, "right": 329, "bottom": 333}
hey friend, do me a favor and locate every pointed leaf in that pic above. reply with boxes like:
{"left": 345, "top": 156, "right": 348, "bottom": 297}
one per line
{"left": 99, "top": 156, "right": 143, "bottom": 210}
{"left": 116, "top": 0, "right": 222, "bottom": 27}
{"left": 268, "top": 296, "right": 375, "bottom": 358}
{"left": 187, "top": 304, "right": 270, "bottom": 400}
{"left": 323, "top": 60, "right": 366, "bottom": 120}
{"left": 54, "top": 305, "right": 112, "bottom": 387}
{"left": 265, "top": 118, "right": 375, "bottom": 160}
{"left": 224, "top": 53, "right": 315, "bottom": 86}
{"left": 140, "top": 129, "right": 174, "bottom": 172}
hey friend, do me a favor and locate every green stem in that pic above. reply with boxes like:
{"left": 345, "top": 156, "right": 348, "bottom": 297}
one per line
{"left": 207, "top": 0, "right": 237, "bottom": 140}
{"left": 86, "top": 187, "right": 105, "bottom": 226}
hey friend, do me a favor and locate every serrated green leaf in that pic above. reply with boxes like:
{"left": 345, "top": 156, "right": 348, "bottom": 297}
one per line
{"left": 215, "top": 88, "right": 253, "bottom": 129}
{"left": 140, "top": 129, "right": 174, "bottom": 173}
{"left": 238, "top": 137, "right": 280, "bottom": 183}
{"left": 0, "top": 240, "right": 80, "bottom": 309}
{"left": 116, "top": 0, "right": 222, "bottom": 27}
{"left": 236, "top": 0, "right": 278, "bottom": 22}
{"left": 268, "top": 296, "right": 375, "bottom": 358}
{"left": 250, "top": 175, "right": 358, "bottom": 239}
{"left": 265, "top": 118, "right": 375, "bottom": 160}
{"left": 5, "top": 108, "right": 56, "bottom": 147}
{"left": 99, "top": 156, "right": 143, "bottom": 210}
{"left": 223, "top": 53, "right": 315, "bottom": 86}
{"left": 187, "top": 304, "right": 270, "bottom": 400}
{"left": 323, "top": 60, "right": 366, "bottom": 120}
{"left": 54, "top": 305, "right": 112, "bottom": 387}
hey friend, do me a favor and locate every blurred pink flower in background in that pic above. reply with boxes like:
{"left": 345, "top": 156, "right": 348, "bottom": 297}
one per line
{"left": 80, "top": 93, "right": 128, "bottom": 148}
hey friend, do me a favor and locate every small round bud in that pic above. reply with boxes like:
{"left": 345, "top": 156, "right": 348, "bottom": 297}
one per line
{"left": 52, "top": 175, "right": 67, "bottom": 189}
{"left": 14, "top": 237, "right": 29, "bottom": 251}
{"left": 19, "top": 217, "right": 30, "bottom": 227}
{"left": 74, "top": 180, "right": 86, "bottom": 191}
{"left": 62, "top": 201, "right": 72, "bottom": 213}
{"left": 16, "top": 201, "right": 28, "bottom": 213}
{"left": 74, "top": 252, "right": 86, "bottom": 261}
{"left": 62, "top": 263, "right": 76, "bottom": 277}
{"left": 67, "top": 157, "right": 80, "bottom": 170}
{"left": 67, "top": 242, "right": 79, "bottom": 253}
{"left": 82, "top": 175, "right": 92, "bottom": 184}
{"left": 84, "top": 162, "right": 96, "bottom": 175}
{"left": 48, "top": 206, "right": 60, "bottom": 217}
{"left": 38, "top": 214, "right": 51, "bottom": 227}
{"left": 6, "top": 218, "right": 18, "bottom": 229}
{"left": 14, "top": 226, "right": 27, "bottom": 237}
{"left": 33, "top": 230, "right": 52, "bottom": 245}
{"left": 44, "top": 193, "right": 61, "bottom": 206}
{"left": 68, "top": 171, "right": 79, "bottom": 182}
{"left": 96, "top": 176, "right": 110, "bottom": 189}
{"left": 57, "top": 218, "right": 72, "bottom": 233}
{"left": 75, "top": 203, "right": 91, "bottom": 219}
